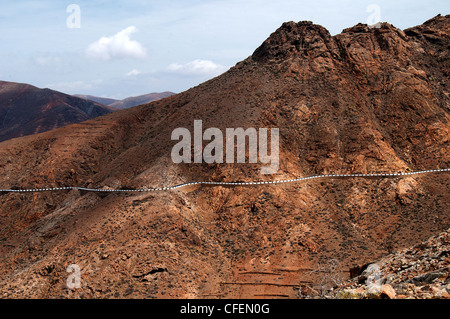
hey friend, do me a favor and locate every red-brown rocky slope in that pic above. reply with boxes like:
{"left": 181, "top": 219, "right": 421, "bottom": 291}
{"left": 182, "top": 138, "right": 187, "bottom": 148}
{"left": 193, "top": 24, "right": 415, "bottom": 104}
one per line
{"left": 0, "top": 15, "right": 448, "bottom": 298}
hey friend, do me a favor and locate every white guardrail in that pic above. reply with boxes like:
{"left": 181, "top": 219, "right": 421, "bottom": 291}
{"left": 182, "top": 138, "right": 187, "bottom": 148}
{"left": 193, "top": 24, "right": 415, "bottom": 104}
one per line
{"left": 0, "top": 168, "right": 449, "bottom": 193}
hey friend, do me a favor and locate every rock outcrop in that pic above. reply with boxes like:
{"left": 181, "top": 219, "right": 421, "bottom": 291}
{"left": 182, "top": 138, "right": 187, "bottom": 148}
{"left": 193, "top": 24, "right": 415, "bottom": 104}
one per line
{"left": 332, "top": 228, "right": 450, "bottom": 299}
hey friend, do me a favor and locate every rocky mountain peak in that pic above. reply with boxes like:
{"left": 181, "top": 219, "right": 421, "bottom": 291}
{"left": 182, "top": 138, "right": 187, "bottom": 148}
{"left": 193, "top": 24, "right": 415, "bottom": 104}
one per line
{"left": 252, "top": 20, "right": 334, "bottom": 63}
{"left": 251, "top": 15, "right": 449, "bottom": 77}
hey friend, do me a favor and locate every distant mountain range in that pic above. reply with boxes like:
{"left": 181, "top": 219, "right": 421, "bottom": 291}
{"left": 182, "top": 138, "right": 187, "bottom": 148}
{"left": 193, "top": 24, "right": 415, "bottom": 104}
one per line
{"left": 74, "top": 91, "right": 175, "bottom": 109}
{"left": 0, "top": 80, "right": 175, "bottom": 143}
{"left": 71, "top": 95, "right": 118, "bottom": 106}
{"left": 0, "top": 80, "right": 115, "bottom": 143}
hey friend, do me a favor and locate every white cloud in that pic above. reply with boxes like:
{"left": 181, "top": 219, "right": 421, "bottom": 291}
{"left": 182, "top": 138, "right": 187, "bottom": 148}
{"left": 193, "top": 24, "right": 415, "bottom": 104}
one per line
{"left": 167, "top": 59, "right": 228, "bottom": 76}
{"left": 86, "top": 26, "right": 147, "bottom": 61}
{"left": 125, "top": 69, "right": 141, "bottom": 77}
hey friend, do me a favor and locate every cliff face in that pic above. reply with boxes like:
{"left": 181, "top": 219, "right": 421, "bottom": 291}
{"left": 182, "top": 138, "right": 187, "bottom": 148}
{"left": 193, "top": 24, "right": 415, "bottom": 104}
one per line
{"left": 0, "top": 15, "right": 448, "bottom": 298}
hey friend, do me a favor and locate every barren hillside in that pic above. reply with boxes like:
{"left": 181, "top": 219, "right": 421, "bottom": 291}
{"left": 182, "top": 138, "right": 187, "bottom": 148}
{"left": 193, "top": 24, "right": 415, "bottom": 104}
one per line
{"left": 0, "top": 15, "right": 449, "bottom": 298}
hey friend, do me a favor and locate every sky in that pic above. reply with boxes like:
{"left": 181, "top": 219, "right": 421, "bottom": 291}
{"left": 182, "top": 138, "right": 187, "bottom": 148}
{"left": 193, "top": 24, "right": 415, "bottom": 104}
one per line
{"left": 0, "top": 0, "right": 448, "bottom": 99}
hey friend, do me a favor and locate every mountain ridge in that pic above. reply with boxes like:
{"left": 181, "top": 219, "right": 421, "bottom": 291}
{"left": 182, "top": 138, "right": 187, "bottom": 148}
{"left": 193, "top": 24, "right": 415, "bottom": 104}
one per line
{"left": 0, "top": 15, "right": 448, "bottom": 299}
{"left": 0, "top": 80, "right": 115, "bottom": 143}
{"left": 74, "top": 91, "right": 176, "bottom": 109}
